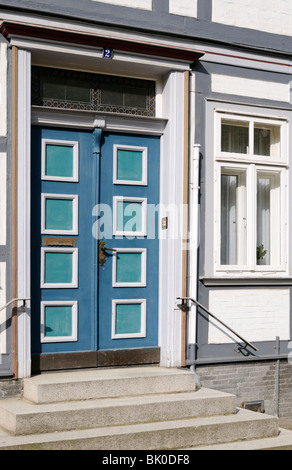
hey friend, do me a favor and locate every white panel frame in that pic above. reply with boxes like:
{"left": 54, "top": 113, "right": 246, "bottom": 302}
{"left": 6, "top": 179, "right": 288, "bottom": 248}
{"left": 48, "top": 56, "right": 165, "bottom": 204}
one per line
{"left": 41, "top": 300, "right": 78, "bottom": 343}
{"left": 113, "top": 144, "right": 148, "bottom": 186}
{"left": 0, "top": 262, "right": 6, "bottom": 355}
{"left": 113, "top": 196, "right": 147, "bottom": 237}
{"left": 41, "top": 138, "right": 79, "bottom": 182}
{"left": 0, "top": 43, "right": 7, "bottom": 137}
{"left": 41, "top": 193, "right": 79, "bottom": 235}
{"left": 112, "top": 299, "right": 146, "bottom": 339}
{"left": 17, "top": 49, "right": 32, "bottom": 379}
{"left": 0, "top": 153, "right": 6, "bottom": 246}
{"left": 112, "top": 248, "right": 147, "bottom": 287}
{"left": 41, "top": 247, "right": 79, "bottom": 289}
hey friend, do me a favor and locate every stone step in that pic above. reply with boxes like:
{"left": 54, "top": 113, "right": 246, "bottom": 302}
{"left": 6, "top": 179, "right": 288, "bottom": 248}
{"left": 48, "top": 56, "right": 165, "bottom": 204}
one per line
{"left": 23, "top": 367, "right": 197, "bottom": 404}
{"left": 0, "top": 387, "right": 236, "bottom": 435}
{"left": 187, "top": 427, "right": 292, "bottom": 450}
{"left": 0, "top": 408, "right": 279, "bottom": 450}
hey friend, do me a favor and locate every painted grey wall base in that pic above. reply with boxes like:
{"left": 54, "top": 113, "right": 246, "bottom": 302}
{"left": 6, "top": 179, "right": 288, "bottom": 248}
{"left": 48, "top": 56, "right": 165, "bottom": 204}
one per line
{"left": 196, "top": 360, "right": 292, "bottom": 418}
{"left": 0, "top": 379, "right": 22, "bottom": 399}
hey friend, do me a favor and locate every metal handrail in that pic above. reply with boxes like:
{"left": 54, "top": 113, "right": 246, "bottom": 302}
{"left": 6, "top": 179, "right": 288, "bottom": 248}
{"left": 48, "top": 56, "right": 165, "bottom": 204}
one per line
{"left": 177, "top": 296, "right": 258, "bottom": 352}
{"left": 0, "top": 298, "right": 30, "bottom": 312}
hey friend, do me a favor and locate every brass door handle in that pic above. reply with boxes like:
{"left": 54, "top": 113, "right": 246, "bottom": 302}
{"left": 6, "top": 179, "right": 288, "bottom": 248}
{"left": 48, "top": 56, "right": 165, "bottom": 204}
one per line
{"left": 98, "top": 239, "right": 117, "bottom": 267}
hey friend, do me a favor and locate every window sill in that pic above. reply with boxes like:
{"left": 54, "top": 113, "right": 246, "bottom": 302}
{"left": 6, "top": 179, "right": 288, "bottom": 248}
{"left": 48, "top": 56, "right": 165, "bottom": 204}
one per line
{"left": 200, "top": 276, "right": 292, "bottom": 286}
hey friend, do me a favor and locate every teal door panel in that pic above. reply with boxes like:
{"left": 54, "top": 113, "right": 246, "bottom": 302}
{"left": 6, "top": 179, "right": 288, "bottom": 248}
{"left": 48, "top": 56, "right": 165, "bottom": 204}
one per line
{"left": 31, "top": 127, "right": 160, "bottom": 355}
{"left": 98, "top": 133, "right": 160, "bottom": 350}
{"left": 31, "top": 127, "right": 97, "bottom": 353}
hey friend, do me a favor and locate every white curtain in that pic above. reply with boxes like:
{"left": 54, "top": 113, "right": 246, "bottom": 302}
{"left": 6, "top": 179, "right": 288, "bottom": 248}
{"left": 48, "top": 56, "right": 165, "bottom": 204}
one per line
{"left": 257, "top": 177, "right": 270, "bottom": 265}
{"left": 221, "top": 175, "right": 237, "bottom": 265}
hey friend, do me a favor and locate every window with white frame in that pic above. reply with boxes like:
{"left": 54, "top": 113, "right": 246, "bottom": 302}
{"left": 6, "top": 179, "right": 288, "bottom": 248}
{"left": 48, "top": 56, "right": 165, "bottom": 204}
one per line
{"left": 214, "top": 112, "right": 288, "bottom": 273}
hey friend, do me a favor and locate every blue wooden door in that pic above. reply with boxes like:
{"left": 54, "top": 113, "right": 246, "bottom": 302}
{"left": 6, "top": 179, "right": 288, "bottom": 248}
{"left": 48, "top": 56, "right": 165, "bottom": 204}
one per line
{"left": 31, "top": 127, "right": 160, "bottom": 358}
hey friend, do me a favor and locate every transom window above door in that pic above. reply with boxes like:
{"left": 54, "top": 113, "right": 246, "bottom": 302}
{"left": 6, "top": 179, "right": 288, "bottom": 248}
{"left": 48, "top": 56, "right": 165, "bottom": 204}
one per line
{"left": 214, "top": 111, "right": 288, "bottom": 274}
{"left": 32, "top": 66, "right": 156, "bottom": 117}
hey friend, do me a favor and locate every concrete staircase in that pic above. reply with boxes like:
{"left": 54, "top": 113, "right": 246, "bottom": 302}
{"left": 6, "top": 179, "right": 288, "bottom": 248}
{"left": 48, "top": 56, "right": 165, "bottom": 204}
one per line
{"left": 0, "top": 366, "right": 292, "bottom": 450}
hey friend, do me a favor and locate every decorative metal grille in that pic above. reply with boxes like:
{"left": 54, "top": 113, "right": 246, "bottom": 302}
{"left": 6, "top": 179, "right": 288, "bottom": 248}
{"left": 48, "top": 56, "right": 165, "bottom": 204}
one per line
{"left": 32, "top": 67, "right": 156, "bottom": 117}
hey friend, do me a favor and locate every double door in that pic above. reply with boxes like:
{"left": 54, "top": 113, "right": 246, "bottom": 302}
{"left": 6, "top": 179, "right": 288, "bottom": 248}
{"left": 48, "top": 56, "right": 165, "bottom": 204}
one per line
{"left": 31, "top": 126, "right": 160, "bottom": 361}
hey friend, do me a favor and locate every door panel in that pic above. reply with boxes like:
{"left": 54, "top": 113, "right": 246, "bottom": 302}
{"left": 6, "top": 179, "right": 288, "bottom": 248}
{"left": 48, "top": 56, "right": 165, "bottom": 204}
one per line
{"left": 31, "top": 127, "right": 97, "bottom": 354}
{"left": 98, "top": 133, "right": 160, "bottom": 350}
{"left": 31, "top": 127, "right": 160, "bottom": 360}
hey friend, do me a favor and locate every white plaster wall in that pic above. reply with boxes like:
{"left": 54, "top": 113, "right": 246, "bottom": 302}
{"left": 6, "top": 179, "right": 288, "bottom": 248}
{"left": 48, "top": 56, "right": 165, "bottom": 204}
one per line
{"left": 0, "top": 42, "right": 7, "bottom": 137}
{"left": 90, "top": 0, "right": 152, "bottom": 9}
{"left": 169, "top": 0, "right": 197, "bottom": 17}
{"left": 212, "top": 0, "right": 292, "bottom": 37}
{"left": 0, "top": 263, "right": 6, "bottom": 354}
{"left": 0, "top": 153, "right": 6, "bottom": 247}
{"left": 211, "top": 74, "right": 289, "bottom": 102}
{"left": 208, "top": 289, "right": 290, "bottom": 344}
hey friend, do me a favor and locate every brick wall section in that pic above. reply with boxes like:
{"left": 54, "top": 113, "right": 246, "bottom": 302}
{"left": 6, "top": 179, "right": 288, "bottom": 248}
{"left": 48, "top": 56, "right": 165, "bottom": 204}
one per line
{"left": 0, "top": 380, "right": 22, "bottom": 399}
{"left": 279, "top": 363, "right": 292, "bottom": 416}
{"left": 197, "top": 360, "right": 292, "bottom": 417}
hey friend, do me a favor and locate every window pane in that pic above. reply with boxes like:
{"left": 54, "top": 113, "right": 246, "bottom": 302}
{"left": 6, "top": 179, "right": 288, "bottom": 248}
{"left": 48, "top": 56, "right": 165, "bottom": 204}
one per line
{"left": 115, "top": 303, "right": 142, "bottom": 335}
{"left": 101, "top": 86, "right": 124, "bottom": 106}
{"left": 45, "top": 306, "right": 73, "bottom": 337}
{"left": 221, "top": 120, "right": 249, "bottom": 154}
{"left": 117, "top": 149, "right": 143, "bottom": 182}
{"left": 221, "top": 170, "right": 246, "bottom": 265}
{"left": 116, "top": 252, "right": 142, "bottom": 283}
{"left": 254, "top": 124, "right": 280, "bottom": 158}
{"left": 45, "top": 144, "right": 74, "bottom": 178}
{"left": 45, "top": 198, "right": 73, "bottom": 231}
{"left": 66, "top": 78, "right": 91, "bottom": 103}
{"left": 257, "top": 172, "right": 281, "bottom": 265}
{"left": 116, "top": 201, "right": 143, "bottom": 233}
{"left": 45, "top": 252, "right": 73, "bottom": 284}
{"left": 41, "top": 75, "right": 66, "bottom": 100}
{"left": 33, "top": 66, "right": 156, "bottom": 116}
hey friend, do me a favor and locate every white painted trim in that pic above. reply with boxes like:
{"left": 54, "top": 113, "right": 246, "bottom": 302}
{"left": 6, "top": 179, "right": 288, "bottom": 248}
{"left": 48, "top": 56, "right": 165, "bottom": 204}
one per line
{"left": 112, "top": 248, "right": 147, "bottom": 287}
{"left": 111, "top": 299, "right": 146, "bottom": 339}
{"left": 0, "top": 153, "right": 7, "bottom": 246}
{"left": 187, "top": 72, "right": 199, "bottom": 359}
{"left": 40, "top": 247, "right": 79, "bottom": 289}
{"left": 0, "top": 43, "right": 7, "bottom": 137}
{"left": 41, "top": 193, "right": 79, "bottom": 235}
{"left": 17, "top": 49, "right": 31, "bottom": 379}
{"left": 113, "top": 196, "right": 147, "bottom": 237}
{"left": 41, "top": 138, "right": 79, "bottom": 182}
{"left": 0, "top": 262, "right": 6, "bottom": 355}
{"left": 113, "top": 144, "right": 148, "bottom": 186}
{"left": 32, "top": 107, "right": 167, "bottom": 135}
{"left": 159, "top": 71, "right": 185, "bottom": 367}
{"left": 41, "top": 300, "right": 78, "bottom": 343}
{"left": 8, "top": 35, "right": 194, "bottom": 76}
